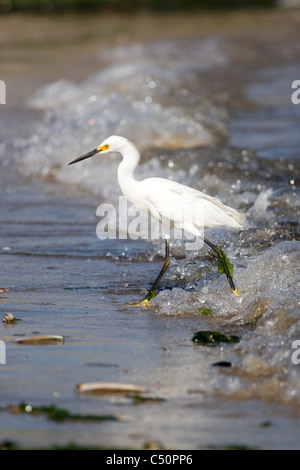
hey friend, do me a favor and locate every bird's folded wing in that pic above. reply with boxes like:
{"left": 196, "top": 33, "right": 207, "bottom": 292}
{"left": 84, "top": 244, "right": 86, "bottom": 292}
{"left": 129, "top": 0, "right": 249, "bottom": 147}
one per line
{"left": 147, "top": 184, "right": 244, "bottom": 231}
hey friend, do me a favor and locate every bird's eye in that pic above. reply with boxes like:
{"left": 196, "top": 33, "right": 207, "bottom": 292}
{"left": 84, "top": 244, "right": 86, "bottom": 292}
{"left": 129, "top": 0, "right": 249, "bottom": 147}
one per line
{"left": 104, "top": 144, "right": 109, "bottom": 150}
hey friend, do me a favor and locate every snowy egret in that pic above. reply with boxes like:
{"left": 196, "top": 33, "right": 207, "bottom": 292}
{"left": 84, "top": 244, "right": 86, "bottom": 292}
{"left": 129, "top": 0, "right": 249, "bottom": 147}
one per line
{"left": 69, "top": 135, "right": 245, "bottom": 305}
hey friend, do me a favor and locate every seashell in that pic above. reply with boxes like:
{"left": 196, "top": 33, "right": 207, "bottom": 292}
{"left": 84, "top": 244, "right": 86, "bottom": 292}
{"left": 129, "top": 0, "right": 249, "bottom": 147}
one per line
{"left": 3, "top": 313, "right": 15, "bottom": 323}
{"left": 75, "top": 382, "right": 147, "bottom": 395}
{"left": 14, "top": 335, "right": 65, "bottom": 345}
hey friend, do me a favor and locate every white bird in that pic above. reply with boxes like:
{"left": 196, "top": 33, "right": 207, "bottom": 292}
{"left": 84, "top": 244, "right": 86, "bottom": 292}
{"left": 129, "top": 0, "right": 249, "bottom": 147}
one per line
{"left": 69, "top": 135, "right": 245, "bottom": 305}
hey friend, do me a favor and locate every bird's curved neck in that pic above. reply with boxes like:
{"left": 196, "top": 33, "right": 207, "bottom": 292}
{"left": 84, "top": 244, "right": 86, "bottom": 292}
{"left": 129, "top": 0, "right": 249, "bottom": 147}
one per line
{"left": 117, "top": 143, "right": 140, "bottom": 197}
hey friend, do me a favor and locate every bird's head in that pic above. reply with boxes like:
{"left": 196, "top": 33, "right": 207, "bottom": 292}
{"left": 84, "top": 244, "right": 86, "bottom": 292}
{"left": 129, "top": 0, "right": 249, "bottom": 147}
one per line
{"left": 68, "top": 135, "right": 131, "bottom": 165}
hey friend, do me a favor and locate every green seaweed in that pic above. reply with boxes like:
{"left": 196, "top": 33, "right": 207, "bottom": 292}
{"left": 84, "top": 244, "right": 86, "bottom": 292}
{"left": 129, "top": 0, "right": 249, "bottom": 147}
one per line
{"left": 197, "top": 307, "right": 212, "bottom": 316}
{"left": 0, "top": 440, "right": 19, "bottom": 450}
{"left": 0, "top": 440, "right": 133, "bottom": 450}
{"left": 192, "top": 330, "right": 240, "bottom": 346}
{"left": 260, "top": 421, "right": 272, "bottom": 428}
{"left": 128, "top": 394, "right": 165, "bottom": 405}
{"left": 217, "top": 250, "right": 233, "bottom": 278}
{"left": 7, "top": 402, "right": 118, "bottom": 423}
{"left": 207, "top": 443, "right": 258, "bottom": 450}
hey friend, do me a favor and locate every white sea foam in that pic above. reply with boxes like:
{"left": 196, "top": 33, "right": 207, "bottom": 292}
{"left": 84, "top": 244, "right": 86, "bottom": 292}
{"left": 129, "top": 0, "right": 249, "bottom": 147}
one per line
{"left": 8, "top": 38, "right": 232, "bottom": 200}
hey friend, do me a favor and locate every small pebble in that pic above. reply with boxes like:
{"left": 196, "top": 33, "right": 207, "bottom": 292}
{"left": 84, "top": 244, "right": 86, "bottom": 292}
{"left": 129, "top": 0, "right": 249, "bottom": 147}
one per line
{"left": 212, "top": 361, "right": 232, "bottom": 367}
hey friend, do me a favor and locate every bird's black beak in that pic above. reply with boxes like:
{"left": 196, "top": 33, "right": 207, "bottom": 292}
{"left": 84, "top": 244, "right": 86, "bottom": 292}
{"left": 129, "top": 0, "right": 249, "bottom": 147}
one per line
{"left": 68, "top": 148, "right": 100, "bottom": 165}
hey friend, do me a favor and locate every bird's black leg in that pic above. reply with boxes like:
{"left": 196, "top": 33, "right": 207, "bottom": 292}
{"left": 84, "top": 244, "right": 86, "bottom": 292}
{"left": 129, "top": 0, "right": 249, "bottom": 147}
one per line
{"left": 203, "top": 237, "right": 239, "bottom": 295}
{"left": 146, "top": 237, "right": 170, "bottom": 300}
{"left": 128, "top": 237, "right": 170, "bottom": 306}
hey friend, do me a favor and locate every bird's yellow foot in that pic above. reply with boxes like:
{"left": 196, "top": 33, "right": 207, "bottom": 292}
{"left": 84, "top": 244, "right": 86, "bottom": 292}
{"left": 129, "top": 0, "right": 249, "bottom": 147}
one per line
{"left": 134, "top": 298, "right": 149, "bottom": 307}
{"left": 232, "top": 288, "right": 240, "bottom": 296}
{"left": 123, "top": 298, "right": 149, "bottom": 307}
{"left": 123, "top": 289, "right": 156, "bottom": 307}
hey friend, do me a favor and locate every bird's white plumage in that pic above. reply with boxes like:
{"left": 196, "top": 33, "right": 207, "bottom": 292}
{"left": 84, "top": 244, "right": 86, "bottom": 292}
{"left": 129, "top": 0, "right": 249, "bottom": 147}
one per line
{"left": 97, "top": 135, "right": 245, "bottom": 238}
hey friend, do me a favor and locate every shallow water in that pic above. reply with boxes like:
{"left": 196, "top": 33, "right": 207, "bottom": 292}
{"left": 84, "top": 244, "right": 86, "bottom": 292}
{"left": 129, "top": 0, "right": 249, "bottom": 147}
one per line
{"left": 0, "top": 9, "right": 300, "bottom": 450}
